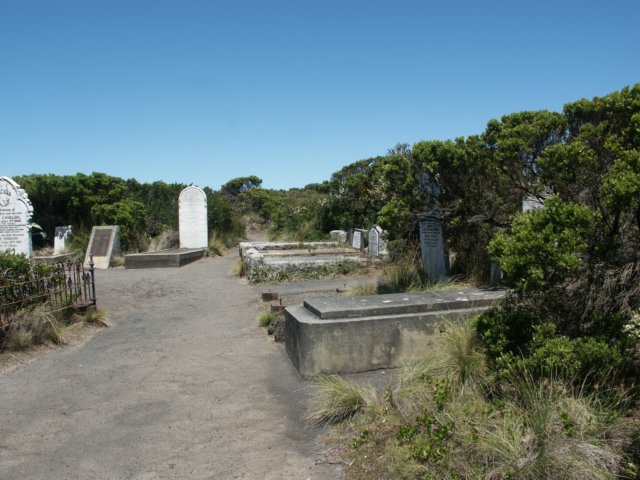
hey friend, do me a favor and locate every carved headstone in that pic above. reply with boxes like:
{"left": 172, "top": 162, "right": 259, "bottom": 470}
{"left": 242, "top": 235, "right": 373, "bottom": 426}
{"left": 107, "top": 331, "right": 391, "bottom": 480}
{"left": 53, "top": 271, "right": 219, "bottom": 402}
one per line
{"left": 351, "top": 228, "right": 367, "bottom": 251}
{"left": 368, "top": 225, "right": 388, "bottom": 257}
{"left": 0, "top": 176, "right": 34, "bottom": 257}
{"left": 84, "top": 225, "right": 121, "bottom": 269}
{"left": 54, "top": 225, "right": 72, "bottom": 255}
{"left": 179, "top": 186, "right": 208, "bottom": 249}
{"left": 418, "top": 171, "right": 449, "bottom": 281}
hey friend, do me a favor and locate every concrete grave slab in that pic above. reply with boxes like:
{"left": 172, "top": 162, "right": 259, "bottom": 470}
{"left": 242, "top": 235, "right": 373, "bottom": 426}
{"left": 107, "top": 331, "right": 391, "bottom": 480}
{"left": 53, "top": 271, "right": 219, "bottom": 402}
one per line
{"left": 285, "top": 288, "right": 506, "bottom": 377}
{"left": 124, "top": 248, "right": 206, "bottom": 269}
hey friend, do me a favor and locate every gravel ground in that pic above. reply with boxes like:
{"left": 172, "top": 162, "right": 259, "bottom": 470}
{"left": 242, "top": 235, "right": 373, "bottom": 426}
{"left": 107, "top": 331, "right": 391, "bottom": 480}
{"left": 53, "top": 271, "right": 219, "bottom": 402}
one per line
{"left": 0, "top": 249, "right": 345, "bottom": 480}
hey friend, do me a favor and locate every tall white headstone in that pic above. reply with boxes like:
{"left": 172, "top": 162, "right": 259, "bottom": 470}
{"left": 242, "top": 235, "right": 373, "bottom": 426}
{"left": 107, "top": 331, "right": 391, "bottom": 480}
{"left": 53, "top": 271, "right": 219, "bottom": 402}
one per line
{"left": 179, "top": 186, "right": 208, "bottom": 249}
{"left": 0, "top": 176, "right": 34, "bottom": 257}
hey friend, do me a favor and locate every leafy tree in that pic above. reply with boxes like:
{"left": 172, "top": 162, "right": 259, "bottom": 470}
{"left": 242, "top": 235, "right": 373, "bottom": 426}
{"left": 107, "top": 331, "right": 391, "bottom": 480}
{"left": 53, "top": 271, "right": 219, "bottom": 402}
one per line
{"left": 220, "top": 176, "right": 262, "bottom": 197}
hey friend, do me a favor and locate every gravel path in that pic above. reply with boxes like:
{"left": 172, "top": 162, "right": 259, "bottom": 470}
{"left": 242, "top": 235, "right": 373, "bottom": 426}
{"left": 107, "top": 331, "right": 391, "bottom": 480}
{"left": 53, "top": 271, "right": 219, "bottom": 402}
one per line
{"left": 0, "top": 250, "right": 344, "bottom": 479}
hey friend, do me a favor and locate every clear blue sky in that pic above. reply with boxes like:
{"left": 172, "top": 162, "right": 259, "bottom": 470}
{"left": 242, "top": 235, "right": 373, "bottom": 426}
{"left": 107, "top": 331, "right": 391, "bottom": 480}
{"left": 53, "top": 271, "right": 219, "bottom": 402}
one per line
{"left": 1, "top": 1, "right": 639, "bottom": 191}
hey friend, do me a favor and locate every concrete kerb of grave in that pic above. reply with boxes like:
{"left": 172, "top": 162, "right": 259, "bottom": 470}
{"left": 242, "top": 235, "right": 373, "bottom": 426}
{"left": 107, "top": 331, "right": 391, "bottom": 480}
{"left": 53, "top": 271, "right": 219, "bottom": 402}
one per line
{"left": 124, "top": 248, "right": 206, "bottom": 269}
{"left": 285, "top": 288, "right": 507, "bottom": 377}
{"left": 239, "top": 241, "right": 370, "bottom": 283}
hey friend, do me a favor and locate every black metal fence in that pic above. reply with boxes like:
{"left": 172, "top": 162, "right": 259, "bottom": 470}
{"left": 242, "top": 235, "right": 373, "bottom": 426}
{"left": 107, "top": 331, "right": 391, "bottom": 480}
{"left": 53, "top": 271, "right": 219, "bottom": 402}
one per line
{"left": 0, "top": 256, "right": 96, "bottom": 326}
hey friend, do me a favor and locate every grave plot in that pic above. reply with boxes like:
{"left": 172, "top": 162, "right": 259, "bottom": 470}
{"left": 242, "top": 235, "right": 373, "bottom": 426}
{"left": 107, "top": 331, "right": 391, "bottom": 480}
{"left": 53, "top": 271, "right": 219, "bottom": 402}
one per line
{"left": 239, "top": 241, "right": 375, "bottom": 283}
{"left": 124, "top": 185, "right": 207, "bottom": 269}
{"left": 284, "top": 288, "right": 506, "bottom": 377}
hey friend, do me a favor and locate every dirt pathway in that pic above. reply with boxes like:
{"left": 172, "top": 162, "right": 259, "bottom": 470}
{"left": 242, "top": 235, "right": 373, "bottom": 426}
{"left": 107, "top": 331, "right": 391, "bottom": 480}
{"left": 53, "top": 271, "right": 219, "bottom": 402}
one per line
{"left": 0, "top": 250, "right": 343, "bottom": 479}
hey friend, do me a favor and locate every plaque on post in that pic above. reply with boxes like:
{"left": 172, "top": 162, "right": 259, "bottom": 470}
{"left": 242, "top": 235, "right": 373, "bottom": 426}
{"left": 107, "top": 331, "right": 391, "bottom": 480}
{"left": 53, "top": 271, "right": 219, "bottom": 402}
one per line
{"left": 418, "top": 171, "right": 449, "bottom": 281}
{"left": 84, "top": 226, "right": 121, "bottom": 269}
{"left": 0, "top": 176, "right": 34, "bottom": 257}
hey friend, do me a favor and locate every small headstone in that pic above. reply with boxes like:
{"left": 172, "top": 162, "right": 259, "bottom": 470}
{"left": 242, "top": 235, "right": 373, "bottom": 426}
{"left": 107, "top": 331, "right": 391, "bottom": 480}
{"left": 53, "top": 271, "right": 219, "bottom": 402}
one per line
{"left": 351, "top": 228, "right": 367, "bottom": 251}
{"left": 0, "top": 176, "right": 34, "bottom": 257}
{"left": 330, "top": 230, "right": 348, "bottom": 243}
{"left": 522, "top": 191, "right": 551, "bottom": 213}
{"left": 54, "top": 225, "right": 72, "bottom": 254}
{"left": 368, "top": 225, "right": 388, "bottom": 257}
{"left": 84, "top": 225, "right": 121, "bottom": 269}
{"left": 418, "top": 171, "right": 449, "bottom": 281}
{"left": 179, "top": 186, "right": 208, "bottom": 249}
{"left": 489, "top": 262, "right": 502, "bottom": 289}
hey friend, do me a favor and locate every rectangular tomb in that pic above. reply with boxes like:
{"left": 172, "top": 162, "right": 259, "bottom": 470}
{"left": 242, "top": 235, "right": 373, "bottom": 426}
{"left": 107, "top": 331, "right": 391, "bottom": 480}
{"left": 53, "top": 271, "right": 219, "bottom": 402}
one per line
{"left": 285, "top": 288, "right": 505, "bottom": 377}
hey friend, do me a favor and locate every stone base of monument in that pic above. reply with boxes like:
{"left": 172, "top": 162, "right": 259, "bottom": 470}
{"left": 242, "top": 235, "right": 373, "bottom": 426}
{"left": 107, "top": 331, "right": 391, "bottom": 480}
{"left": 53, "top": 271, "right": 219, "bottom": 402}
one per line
{"left": 32, "top": 254, "right": 73, "bottom": 265}
{"left": 285, "top": 288, "right": 506, "bottom": 377}
{"left": 124, "top": 248, "right": 206, "bottom": 269}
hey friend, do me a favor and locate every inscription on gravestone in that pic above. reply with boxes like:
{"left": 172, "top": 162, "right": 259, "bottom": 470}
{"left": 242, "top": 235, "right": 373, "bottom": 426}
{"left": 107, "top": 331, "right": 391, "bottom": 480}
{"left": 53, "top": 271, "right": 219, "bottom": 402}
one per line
{"left": 84, "top": 226, "right": 121, "bottom": 269}
{"left": 91, "top": 229, "right": 112, "bottom": 257}
{"left": 368, "top": 228, "right": 379, "bottom": 256}
{"left": 352, "top": 230, "right": 362, "bottom": 250}
{"left": 418, "top": 171, "right": 449, "bottom": 281}
{"left": 0, "top": 176, "right": 34, "bottom": 257}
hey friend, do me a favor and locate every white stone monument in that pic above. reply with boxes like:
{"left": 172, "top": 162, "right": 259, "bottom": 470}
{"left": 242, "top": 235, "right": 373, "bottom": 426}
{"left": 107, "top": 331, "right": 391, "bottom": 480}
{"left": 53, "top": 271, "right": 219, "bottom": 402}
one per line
{"left": 0, "top": 176, "right": 34, "bottom": 257}
{"left": 54, "top": 225, "right": 72, "bottom": 255}
{"left": 179, "top": 186, "right": 208, "bottom": 249}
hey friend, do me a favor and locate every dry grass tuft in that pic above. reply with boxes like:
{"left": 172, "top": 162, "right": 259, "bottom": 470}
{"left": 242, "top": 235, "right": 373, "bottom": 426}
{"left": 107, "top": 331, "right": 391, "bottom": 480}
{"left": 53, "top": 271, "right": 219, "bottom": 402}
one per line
{"left": 306, "top": 375, "right": 377, "bottom": 425}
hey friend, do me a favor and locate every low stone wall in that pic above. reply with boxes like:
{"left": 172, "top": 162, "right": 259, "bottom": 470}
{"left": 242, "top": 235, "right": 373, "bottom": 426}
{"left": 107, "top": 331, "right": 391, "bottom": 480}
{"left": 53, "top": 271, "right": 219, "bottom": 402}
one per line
{"left": 239, "top": 241, "right": 371, "bottom": 283}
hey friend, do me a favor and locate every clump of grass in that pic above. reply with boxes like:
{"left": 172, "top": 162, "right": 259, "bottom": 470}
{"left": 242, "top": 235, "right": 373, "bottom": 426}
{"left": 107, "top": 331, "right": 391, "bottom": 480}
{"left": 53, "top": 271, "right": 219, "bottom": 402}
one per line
{"left": 1, "top": 306, "right": 66, "bottom": 351}
{"left": 231, "top": 258, "right": 246, "bottom": 277}
{"left": 109, "top": 256, "right": 125, "bottom": 267}
{"left": 306, "top": 375, "right": 377, "bottom": 425}
{"left": 258, "top": 310, "right": 275, "bottom": 327}
{"left": 349, "top": 282, "right": 378, "bottom": 296}
{"left": 71, "top": 309, "right": 109, "bottom": 328}
{"left": 472, "top": 374, "right": 624, "bottom": 479}
{"left": 380, "top": 257, "right": 422, "bottom": 293}
{"left": 207, "top": 235, "right": 226, "bottom": 257}
{"left": 313, "top": 318, "right": 633, "bottom": 479}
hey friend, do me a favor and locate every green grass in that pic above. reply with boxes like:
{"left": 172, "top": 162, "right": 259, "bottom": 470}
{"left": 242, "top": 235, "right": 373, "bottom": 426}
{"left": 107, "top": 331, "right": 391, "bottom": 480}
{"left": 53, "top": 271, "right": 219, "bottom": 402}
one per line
{"left": 258, "top": 310, "right": 275, "bottom": 327}
{"left": 1, "top": 306, "right": 66, "bottom": 351}
{"left": 348, "top": 282, "right": 378, "bottom": 296}
{"left": 310, "top": 320, "right": 635, "bottom": 479}
{"left": 306, "top": 375, "right": 377, "bottom": 425}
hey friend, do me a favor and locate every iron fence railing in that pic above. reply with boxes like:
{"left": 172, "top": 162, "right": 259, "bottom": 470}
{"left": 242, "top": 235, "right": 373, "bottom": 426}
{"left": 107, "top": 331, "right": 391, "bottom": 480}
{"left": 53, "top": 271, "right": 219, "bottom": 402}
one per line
{"left": 0, "top": 256, "right": 96, "bottom": 327}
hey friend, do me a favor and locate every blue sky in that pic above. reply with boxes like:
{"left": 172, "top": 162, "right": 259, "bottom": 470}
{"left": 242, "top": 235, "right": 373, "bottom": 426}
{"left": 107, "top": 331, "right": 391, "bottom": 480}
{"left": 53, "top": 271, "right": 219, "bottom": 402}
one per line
{"left": 1, "top": 1, "right": 639, "bottom": 190}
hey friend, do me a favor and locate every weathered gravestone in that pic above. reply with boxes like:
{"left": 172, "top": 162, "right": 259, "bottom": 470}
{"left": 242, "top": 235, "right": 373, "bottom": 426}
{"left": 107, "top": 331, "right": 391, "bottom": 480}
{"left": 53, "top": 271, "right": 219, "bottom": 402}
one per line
{"left": 0, "top": 176, "right": 34, "bottom": 257}
{"left": 54, "top": 225, "right": 72, "bottom": 255}
{"left": 330, "top": 230, "right": 348, "bottom": 243}
{"left": 351, "top": 228, "right": 367, "bottom": 251}
{"left": 522, "top": 193, "right": 547, "bottom": 213}
{"left": 84, "top": 226, "right": 121, "bottom": 269}
{"left": 418, "top": 171, "right": 449, "bottom": 281}
{"left": 368, "top": 225, "right": 388, "bottom": 257}
{"left": 179, "top": 186, "right": 208, "bottom": 249}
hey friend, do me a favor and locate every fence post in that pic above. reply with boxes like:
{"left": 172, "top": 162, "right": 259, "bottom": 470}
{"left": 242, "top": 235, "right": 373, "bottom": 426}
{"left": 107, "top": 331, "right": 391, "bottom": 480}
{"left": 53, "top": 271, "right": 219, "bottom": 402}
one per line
{"left": 89, "top": 255, "right": 97, "bottom": 308}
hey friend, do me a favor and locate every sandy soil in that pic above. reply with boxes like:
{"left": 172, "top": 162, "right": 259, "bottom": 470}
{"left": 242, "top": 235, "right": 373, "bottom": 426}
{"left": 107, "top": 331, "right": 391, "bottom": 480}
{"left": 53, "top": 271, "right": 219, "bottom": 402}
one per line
{"left": 0, "top": 248, "right": 345, "bottom": 479}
